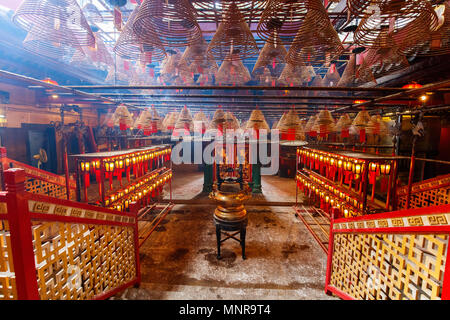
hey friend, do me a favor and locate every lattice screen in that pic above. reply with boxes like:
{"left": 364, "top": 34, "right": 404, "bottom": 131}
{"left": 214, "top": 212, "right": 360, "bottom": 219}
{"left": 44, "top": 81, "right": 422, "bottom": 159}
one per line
{"left": 329, "top": 233, "right": 448, "bottom": 300}
{"left": 32, "top": 221, "right": 136, "bottom": 300}
{"left": 0, "top": 219, "right": 16, "bottom": 300}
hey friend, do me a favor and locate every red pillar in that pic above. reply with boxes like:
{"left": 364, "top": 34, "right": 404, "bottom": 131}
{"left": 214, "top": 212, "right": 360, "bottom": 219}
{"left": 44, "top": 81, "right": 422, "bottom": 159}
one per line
{"left": 4, "top": 168, "right": 40, "bottom": 300}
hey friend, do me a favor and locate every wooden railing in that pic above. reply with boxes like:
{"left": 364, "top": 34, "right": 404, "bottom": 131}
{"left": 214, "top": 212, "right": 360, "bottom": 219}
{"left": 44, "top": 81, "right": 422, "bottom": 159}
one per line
{"left": 397, "top": 173, "right": 450, "bottom": 210}
{"left": 325, "top": 204, "right": 450, "bottom": 300}
{"left": 0, "top": 148, "right": 76, "bottom": 200}
{"left": 0, "top": 168, "right": 140, "bottom": 300}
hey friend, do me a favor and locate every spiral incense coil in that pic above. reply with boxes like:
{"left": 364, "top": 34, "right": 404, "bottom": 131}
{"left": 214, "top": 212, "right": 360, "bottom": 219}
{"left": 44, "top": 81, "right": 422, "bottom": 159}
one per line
{"left": 132, "top": 0, "right": 202, "bottom": 48}
{"left": 312, "top": 110, "right": 335, "bottom": 136}
{"left": 195, "top": 0, "right": 266, "bottom": 20}
{"left": 367, "top": 114, "right": 389, "bottom": 136}
{"left": 164, "top": 112, "right": 179, "bottom": 131}
{"left": 336, "top": 55, "right": 357, "bottom": 87}
{"left": 278, "top": 109, "right": 305, "bottom": 140}
{"left": 246, "top": 109, "right": 270, "bottom": 131}
{"left": 150, "top": 106, "right": 164, "bottom": 132}
{"left": 272, "top": 119, "right": 280, "bottom": 130}
{"left": 105, "top": 57, "right": 136, "bottom": 84}
{"left": 224, "top": 112, "right": 240, "bottom": 130}
{"left": 83, "top": 3, "right": 103, "bottom": 24}
{"left": 255, "top": 67, "right": 278, "bottom": 85}
{"left": 134, "top": 108, "right": 153, "bottom": 132}
{"left": 351, "top": 110, "right": 371, "bottom": 131}
{"left": 180, "top": 36, "right": 218, "bottom": 72}
{"left": 174, "top": 106, "right": 194, "bottom": 132}
{"left": 286, "top": 2, "right": 343, "bottom": 65}
{"left": 113, "top": 105, "right": 134, "bottom": 130}
{"left": 207, "top": 1, "right": 258, "bottom": 61}
{"left": 305, "top": 115, "right": 317, "bottom": 134}
{"left": 396, "top": 1, "right": 450, "bottom": 56}
{"left": 160, "top": 50, "right": 194, "bottom": 85}
{"left": 334, "top": 113, "right": 353, "bottom": 133}
{"left": 256, "top": 0, "right": 323, "bottom": 45}
{"left": 309, "top": 75, "right": 328, "bottom": 97}
{"left": 114, "top": 4, "right": 166, "bottom": 62}
{"left": 216, "top": 53, "right": 252, "bottom": 85}
{"left": 211, "top": 108, "right": 227, "bottom": 128}
{"left": 23, "top": 28, "right": 77, "bottom": 60}
{"left": 13, "top": 0, "right": 95, "bottom": 47}
{"left": 73, "top": 33, "right": 114, "bottom": 68}
{"left": 353, "top": 0, "right": 438, "bottom": 50}
{"left": 322, "top": 64, "right": 341, "bottom": 87}
{"left": 252, "top": 32, "right": 287, "bottom": 76}
{"left": 278, "top": 63, "right": 305, "bottom": 86}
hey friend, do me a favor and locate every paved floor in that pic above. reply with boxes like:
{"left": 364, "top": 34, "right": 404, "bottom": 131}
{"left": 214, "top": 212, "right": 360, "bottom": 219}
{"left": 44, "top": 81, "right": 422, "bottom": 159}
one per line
{"left": 113, "top": 168, "right": 334, "bottom": 300}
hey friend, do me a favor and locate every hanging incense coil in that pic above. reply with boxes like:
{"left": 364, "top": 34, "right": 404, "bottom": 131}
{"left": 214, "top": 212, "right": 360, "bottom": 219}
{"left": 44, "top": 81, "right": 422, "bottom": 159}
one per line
{"left": 312, "top": 110, "right": 335, "bottom": 137}
{"left": 255, "top": 67, "right": 278, "bottom": 85}
{"left": 195, "top": 0, "right": 266, "bottom": 20}
{"left": 286, "top": 1, "right": 343, "bottom": 65}
{"left": 322, "top": 64, "right": 341, "bottom": 87}
{"left": 305, "top": 115, "right": 317, "bottom": 135}
{"left": 159, "top": 50, "right": 194, "bottom": 85}
{"left": 252, "top": 32, "right": 287, "bottom": 77}
{"left": 13, "top": 0, "right": 95, "bottom": 47}
{"left": 193, "top": 111, "right": 209, "bottom": 134}
{"left": 174, "top": 106, "right": 194, "bottom": 133}
{"left": 180, "top": 36, "right": 218, "bottom": 74}
{"left": 132, "top": 0, "right": 202, "bottom": 48}
{"left": 337, "top": 55, "right": 357, "bottom": 87}
{"left": 246, "top": 109, "right": 270, "bottom": 131}
{"left": 23, "top": 28, "right": 77, "bottom": 60}
{"left": 334, "top": 114, "right": 352, "bottom": 133}
{"left": 216, "top": 53, "right": 252, "bottom": 85}
{"left": 396, "top": 1, "right": 450, "bottom": 56}
{"left": 211, "top": 108, "right": 227, "bottom": 129}
{"left": 150, "top": 106, "right": 164, "bottom": 132}
{"left": 277, "top": 109, "right": 305, "bottom": 140}
{"left": 72, "top": 33, "right": 114, "bottom": 69}
{"left": 134, "top": 108, "right": 153, "bottom": 134}
{"left": 83, "top": 3, "right": 103, "bottom": 24}
{"left": 310, "top": 75, "right": 328, "bottom": 97}
{"left": 256, "top": 0, "right": 321, "bottom": 45}
{"left": 113, "top": 105, "right": 134, "bottom": 130}
{"left": 224, "top": 112, "right": 240, "bottom": 131}
{"left": 164, "top": 112, "right": 179, "bottom": 131}
{"left": 114, "top": 4, "right": 166, "bottom": 62}
{"left": 207, "top": 2, "right": 258, "bottom": 61}
{"left": 278, "top": 63, "right": 305, "bottom": 87}
{"left": 105, "top": 57, "right": 136, "bottom": 84}
{"left": 367, "top": 114, "right": 389, "bottom": 136}
{"left": 353, "top": 0, "right": 438, "bottom": 50}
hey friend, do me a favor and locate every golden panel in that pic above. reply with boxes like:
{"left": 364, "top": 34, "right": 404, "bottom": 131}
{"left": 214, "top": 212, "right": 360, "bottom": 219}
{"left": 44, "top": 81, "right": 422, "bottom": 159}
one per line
{"left": 398, "top": 184, "right": 449, "bottom": 210}
{"left": 32, "top": 221, "right": 137, "bottom": 300}
{"left": 25, "top": 178, "right": 74, "bottom": 200}
{"left": 0, "top": 219, "right": 16, "bottom": 300}
{"left": 329, "top": 233, "right": 448, "bottom": 300}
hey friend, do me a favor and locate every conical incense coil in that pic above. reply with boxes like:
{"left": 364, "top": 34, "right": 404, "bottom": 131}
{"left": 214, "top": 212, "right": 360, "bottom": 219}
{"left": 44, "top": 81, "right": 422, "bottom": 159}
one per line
{"left": 114, "top": 4, "right": 166, "bottom": 62}
{"left": 255, "top": 67, "right": 278, "bottom": 85}
{"left": 367, "top": 115, "right": 389, "bottom": 136}
{"left": 396, "top": 2, "right": 450, "bottom": 56}
{"left": 105, "top": 57, "right": 136, "bottom": 84}
{"left": 216, "top": 54, "right": 251, "bottom": 85}
{"left": 323, "top": 64, "right": 341, "bottom": 87}
{"left": 82, "top": 3, "right": 103, "bottom": 24}
{"left": 352, "top": 110, "right": 371, "bottom": 128}
{"left": 278, "top": 109, "right": 304, "bottom": 140}
{"left": 224, "top": 112, "right": 240, "bottom": 130}
{"left": 13, "top": 0, "right": 95, "bottom": 47}
{"left": 164, "top": 112, "right": 179, "bottom": 131}
{"left": 305, "top": 115, "right": 317, "bottom": 135}
{"left": 159, "top": 50, "right": 193, "bottom": 84}
{"left": 337, "top": 55, "right": 357, "bottom": 87}
{"left": 136, "top": 108, "right": 153, "bottom": 134}
{"left": 312, "top": 110, "right": 335, "bottom": 137}
{"left": 246, "top": 109, "right": 270, "bottom": 131}
{"left": 180, "top": 36, "right": 218, "bottom": 73}
{"left": 252, "top": 32, "right": 287, "bottom": 77}
{"left": 207, "top": 2, "right": 258, "bottom": 61}
{"left": 353, "top": 0, "right": 438, "bottom": 50}
{"left": 278, "top": 63, "right": 305, "bottom": 87}
{"left": 334, "top": 113, "right": 352, "bottom": 138}
{"left": 286, "top": 2, "right": 343, "bottom": 65}
{"left": 113, "top": 105, "right": 134, "bottom": 130}
{"left": 174, "top": 106, "right": 194, "bottom": 133}
{"left": 309, "top": 75, "right": 328, "bottom": 97}
{"left": 256, "top": 0, "right": 322, "bottom": 45}
{"left": 73, "top": 33, "right": 114, "bottom": 68}
{"left": 211, "top": 108, "right": 227, "bottom": 129}
{"left": 23, "top": 28, "right": 77, "bottom": 60}
{"left": 132, "top": 0, "right": 202, "bottom": 48}
{"left": 150, "top": 106, "right": 163, "bottom": 132}
{"left": 193, "top": 111, "right": 208, "bottom": 134}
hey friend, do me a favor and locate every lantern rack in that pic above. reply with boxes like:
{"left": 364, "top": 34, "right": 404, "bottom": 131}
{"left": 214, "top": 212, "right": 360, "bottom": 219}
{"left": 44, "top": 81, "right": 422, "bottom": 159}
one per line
{"left": 296, "top": 147, "right": 404, "bottom": 217}
{"left": 71, "top": 145, "right": 172, "bottom": 209}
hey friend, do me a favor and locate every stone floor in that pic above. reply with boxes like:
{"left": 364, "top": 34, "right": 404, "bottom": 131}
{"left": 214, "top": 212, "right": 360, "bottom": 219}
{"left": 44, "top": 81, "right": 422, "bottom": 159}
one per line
{"left": 113, "top": 168, "right": 334, "bottom": 300}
